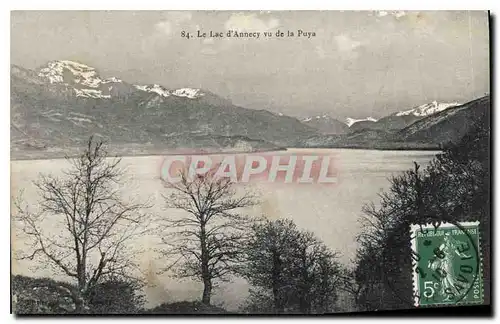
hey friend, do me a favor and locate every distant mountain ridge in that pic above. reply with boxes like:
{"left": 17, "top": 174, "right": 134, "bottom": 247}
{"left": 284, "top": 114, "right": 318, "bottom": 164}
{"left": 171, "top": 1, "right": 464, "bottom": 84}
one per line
{"left": 345, "top": 117, "right": 378, "bottom": 127}
{"left": 303, "top": 100, "right": 461, "bottom": 135}
{"left": 10, "top": 59, "right": 486, "bottom": 158}
{"left": 397, "top": 96, "right": 489, "bottom": 145}
{"left": 296, "top": 96, "right": 489, "bottom": 149}
{"left": 345, "top": 100, "right": 462, "bottom": 132}
{"left": 37, "top": 60, "right": 206, "bottom": 100}
{"left": 395, "top": 101, "right": 460, "bottom": 117}
{"left": 11, "top": 60, "right": 319, "bottom": 158}
{"left": 301, "top": 115, "right": 349, "bottom": 134}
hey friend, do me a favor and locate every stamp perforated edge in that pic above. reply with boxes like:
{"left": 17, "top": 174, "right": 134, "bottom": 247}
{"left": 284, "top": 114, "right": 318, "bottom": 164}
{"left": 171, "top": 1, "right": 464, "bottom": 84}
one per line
{"left": 410, "top": 223, "right": 420, "bottom": 307}
{"left": 410, "top": 221, "right": 481, "bottom": 307}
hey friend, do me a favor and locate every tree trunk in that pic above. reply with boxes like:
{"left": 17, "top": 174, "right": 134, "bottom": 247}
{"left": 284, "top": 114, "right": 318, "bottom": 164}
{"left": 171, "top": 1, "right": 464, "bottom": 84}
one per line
{"left": 77, "top": 262, "right": 86, "bottom": 294}
{"left": 73, "top": 294, "right": 86, "bottom": 314}
{"left": 298, "top": 252, "right": 311, "bottom": 314}
{"left": 202, "top": 279, "right": 212, "bottom": 305}
{"left": 200, "top": 222, "right": 212, "bottom": 305}
{"left": 271, "top": 251, "right": 284, "bottom": 313}
{"left": 299, "top": 292, "right": 311, "bottom": 314}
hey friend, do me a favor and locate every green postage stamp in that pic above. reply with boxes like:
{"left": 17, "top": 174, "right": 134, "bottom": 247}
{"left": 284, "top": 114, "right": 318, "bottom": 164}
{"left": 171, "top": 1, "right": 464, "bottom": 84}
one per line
{"left": 410, "top": 221, "right": 483, "bottom": 307}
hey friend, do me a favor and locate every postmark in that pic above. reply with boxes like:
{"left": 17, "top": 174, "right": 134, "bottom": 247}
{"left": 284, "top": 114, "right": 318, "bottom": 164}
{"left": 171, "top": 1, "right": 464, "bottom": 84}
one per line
{"left": 410, "top": 221, "right": 483, "bottom": 307}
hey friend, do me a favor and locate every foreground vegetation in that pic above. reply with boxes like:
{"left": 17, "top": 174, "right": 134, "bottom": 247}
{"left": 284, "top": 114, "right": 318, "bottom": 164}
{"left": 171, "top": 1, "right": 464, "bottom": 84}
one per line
{"left": 12, "top": 275, "right": 228, "bottom": 314}
{"left": 12, "top": 136, "right": 346, "bottom": 314}
{"left": 12, "top": 100, "right": 490, "bottom": 314}
{"left": 353, "top": 109, "right": 490, "bottom": 310}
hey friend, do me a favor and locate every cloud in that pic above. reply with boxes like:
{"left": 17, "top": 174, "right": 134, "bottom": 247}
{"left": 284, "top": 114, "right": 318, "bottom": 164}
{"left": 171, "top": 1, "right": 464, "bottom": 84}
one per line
{"left": 315, "top": 35, "right": 363, "bottom": 60}
{"left": 201, "top": 38, "right": 217, "bottom": 55}
{"left": 202, "top": 38, "right": 215, "bottom": 45}
{"left": 167, "top": 11, "right": 192, "bottom": 23}
{"left": 155, "top": 11, "right": 193, "bottom": 36}
{"left": 394, "top": 11, "right": 407, "bottom": 19}
{"left": 315, "top": 45, "right": 327, "bottom": 59}
{"left": 375, "top": 10, "right": 407, "bottom": 19}
{"left": 224, "top": 13, "right": 279, "bottom": 32}
{"left": 334, "top": 34, "right": 362, "bottom": 52}
{"left": 201, "top": 47, "right": 217, "bottom": 56}
{"left": 333, "top": 34, "right": 364, "bottom": 60}
{"left": 155, "top": 21, "right": 172, "bottom": 36}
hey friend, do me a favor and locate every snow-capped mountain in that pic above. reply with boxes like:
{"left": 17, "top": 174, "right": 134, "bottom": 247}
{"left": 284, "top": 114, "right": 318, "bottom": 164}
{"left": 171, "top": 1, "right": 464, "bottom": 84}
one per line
{"left": 296, "top": 96, "right": 488, "bottom": 149}
{"left": 36, "top": 60, "right": 205, "bottom": 100}
{"left": 39, "top": 60, "right": 103, "bottom": 85}
{"left": 395, "top": 101, "right": 460, "bottom": 117}
{"left": 345, "top": 117, "right": 378, "bottom": 127}
{"left": 38, "top": 60, "right": 121, "bottom": 99}
{"left": 398, "top": 97, "right": 488, "bottom": 145}
{"left": 302, "top": 114, "right": 329, "bottom": 122}
{"left": 133, "top": 84, "right": 171, "bottom": 98}
{"left": 10, "top": 59, "right": 489, "bottom": 156}
{"left": 11, "top": 60, "right": 318, "bottom": 157}
{"left": 172, "top": 88, "right": 205, "bottom": 99}
{"left": 301, "top": 115, "right": 348, "bottom": 134}
{"left": 347, "top": 101, "right": 461, "bottom": 132}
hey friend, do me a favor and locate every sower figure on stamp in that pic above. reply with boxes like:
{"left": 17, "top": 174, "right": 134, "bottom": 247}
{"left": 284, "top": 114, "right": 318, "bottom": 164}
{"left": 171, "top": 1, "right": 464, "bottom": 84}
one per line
{"left": 427, "top": 232, "right": 472, "bottom": 301}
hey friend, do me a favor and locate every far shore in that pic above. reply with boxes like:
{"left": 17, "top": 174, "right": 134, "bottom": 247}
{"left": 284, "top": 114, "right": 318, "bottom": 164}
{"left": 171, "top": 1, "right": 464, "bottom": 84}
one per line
{"left": 10, "top": 143, "right": 442, "bottom": 162}
{"left": 10, "top": 146, "right": 286, "bottom": 162}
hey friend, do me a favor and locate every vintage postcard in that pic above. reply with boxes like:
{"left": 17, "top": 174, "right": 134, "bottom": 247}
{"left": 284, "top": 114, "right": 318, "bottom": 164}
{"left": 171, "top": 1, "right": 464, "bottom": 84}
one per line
{"left": 10, "top": 10, "right": 490, "bottom": 315}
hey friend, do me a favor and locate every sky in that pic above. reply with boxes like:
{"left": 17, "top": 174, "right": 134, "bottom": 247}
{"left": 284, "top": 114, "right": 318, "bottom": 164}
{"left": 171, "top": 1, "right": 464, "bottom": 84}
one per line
{"left": 11, "top": 11, "right": 490, "bottom": 119}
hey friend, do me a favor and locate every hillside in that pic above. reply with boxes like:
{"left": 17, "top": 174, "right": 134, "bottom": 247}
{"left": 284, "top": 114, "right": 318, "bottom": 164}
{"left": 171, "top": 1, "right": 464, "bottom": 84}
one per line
{"left": 10, "top": 60, "right": 488, "bottom": 157}
{"left": 296, "top": 96, "right": 490, "bottom": 150}
{"left": 397, "top": 96, "right": 490, "bottom": 145}
{"left": 11, "top": 61, "right": 317, "bottom": 159}
{"left": 346, "top": 101, "right": 461, "bottom": 133}
{"left": 301, "top": 115, "right": 349, "bottom": 134}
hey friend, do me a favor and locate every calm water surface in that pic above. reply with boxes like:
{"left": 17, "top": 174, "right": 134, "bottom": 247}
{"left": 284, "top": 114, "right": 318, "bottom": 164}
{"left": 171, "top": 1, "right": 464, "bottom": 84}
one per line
{"left": 11, "top": 148, "right": 440, "bottom": 310}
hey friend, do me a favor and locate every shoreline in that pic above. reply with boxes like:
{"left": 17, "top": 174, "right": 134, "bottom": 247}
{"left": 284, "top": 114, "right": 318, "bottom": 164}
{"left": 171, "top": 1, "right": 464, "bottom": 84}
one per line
{"left": 10, "top": 144, "right": 442, "bottom": 162}
{"left": 10, "top": 146, "right": 287, "bottom": 162}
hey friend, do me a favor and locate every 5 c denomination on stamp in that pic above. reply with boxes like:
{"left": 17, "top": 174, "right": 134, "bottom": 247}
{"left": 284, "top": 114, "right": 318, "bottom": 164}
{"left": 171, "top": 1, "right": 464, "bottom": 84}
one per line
{"left": 410, "top": 221, "right": 483, "bottom": 307}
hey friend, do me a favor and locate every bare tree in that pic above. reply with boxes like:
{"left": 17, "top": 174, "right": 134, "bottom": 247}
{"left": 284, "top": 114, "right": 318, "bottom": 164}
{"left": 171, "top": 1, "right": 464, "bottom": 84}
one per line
{"left": 14, "top": 136, "right": 151, "bottom": 312}
{"left": 160, "top": 171, "right": 257, "bottom": 305}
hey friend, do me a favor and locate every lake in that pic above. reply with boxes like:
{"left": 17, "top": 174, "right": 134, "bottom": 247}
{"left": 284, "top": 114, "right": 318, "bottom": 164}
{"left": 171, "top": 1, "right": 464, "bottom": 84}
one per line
{"left": 10, "top": 148, "right": 440, "bottom": 310}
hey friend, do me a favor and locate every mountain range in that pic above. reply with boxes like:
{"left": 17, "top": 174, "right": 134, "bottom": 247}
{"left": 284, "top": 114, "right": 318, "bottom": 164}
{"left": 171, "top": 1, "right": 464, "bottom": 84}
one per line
{"left": 301, "top": 115, "right": 349, "bottom": 134}
{"left": 298, "top": 96, "right": 490, "bottom": 149}
{"left": 303, "top": 101, "right": 462, "bottom": 134}
{"left": 345, "top": 117, "right": 378, "bottom": 127}
{"left": 10, "top": 60, "right": 489, "bottom": 159}
{"left": 11, "top": 61, "right": 316, "bottom": 158}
